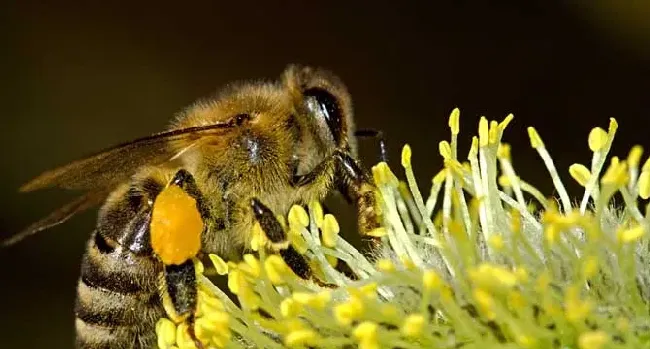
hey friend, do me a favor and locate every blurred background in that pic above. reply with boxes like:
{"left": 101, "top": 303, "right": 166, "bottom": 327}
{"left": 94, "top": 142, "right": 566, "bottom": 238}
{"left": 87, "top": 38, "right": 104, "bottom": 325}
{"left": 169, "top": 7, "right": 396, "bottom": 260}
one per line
{"left": 1, "top": 1, "right": 649, "bottom": 347}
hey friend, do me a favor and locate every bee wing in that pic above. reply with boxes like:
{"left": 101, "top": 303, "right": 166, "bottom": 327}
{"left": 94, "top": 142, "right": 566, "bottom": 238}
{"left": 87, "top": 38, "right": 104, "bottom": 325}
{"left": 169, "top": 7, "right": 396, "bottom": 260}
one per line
{"left": 5, "top": 122, "right": 236, "bottom": 247}
{"left": 3, "top": 190, "right": 110, "bottom": 246}
{"left": 21, "top": 122, "right": 235, "bottom": 192}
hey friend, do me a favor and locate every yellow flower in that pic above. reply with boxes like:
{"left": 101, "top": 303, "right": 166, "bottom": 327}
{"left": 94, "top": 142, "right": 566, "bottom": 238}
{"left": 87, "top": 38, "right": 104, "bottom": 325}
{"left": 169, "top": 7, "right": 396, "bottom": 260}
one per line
{"left": 157, "top": 110, "right": 650, "bottom": 349}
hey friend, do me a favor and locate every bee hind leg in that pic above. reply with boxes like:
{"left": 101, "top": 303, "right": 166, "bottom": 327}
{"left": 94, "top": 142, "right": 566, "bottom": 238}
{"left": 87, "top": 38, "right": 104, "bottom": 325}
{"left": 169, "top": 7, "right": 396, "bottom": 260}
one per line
{"left": 162, "top": 261, "right": 204, "bottom": 349}
{"left": 158, "top": 169, "right": 208, "bottom": 349}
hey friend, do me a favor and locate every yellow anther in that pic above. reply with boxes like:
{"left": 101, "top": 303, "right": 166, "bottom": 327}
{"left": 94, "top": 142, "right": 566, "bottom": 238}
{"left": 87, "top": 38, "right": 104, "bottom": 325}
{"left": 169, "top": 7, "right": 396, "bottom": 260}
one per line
{"left": 516, "top": 335, "right": 536, "bottom": 348}
{"left": 488, "top": 234, "right": 504, "bottom": 250}
{"left": 581, "top": 255, "right": 598, "bottom": 279}
{"left": 507, "top": 290, "right": 526, "bottom": 310}
{"left": 288, "top": 205, "right": 310, "bottom": 228}
{"left": 469, "top": 136, "right": 479, "bottom": 158}
{"left": 565, "top": 286, "right": 592, "bottom": 324}
{"left": 401, "top": 144, "right": 412, "bottom": 168}
{"left": 510, "top": 209, "right": 522, "bottom": 235}
{"left": 334, "top": 296, "right": 364, "bottom": 326}
{"left": 527, "top": 127, "right": 544, "bottom": 149}
{"left": 379, "top": 304, "right": 400, "bottom": 323}
{"left": 399, "top": 255, "right": 416, "bottom": 269}
{"left": 617, "top": 224, "right": 646, "bottom": 243}
{"left": 488, "top": 120, "right": 499, "bottom": 144}
{"left": 473, "top": 288, "right": 496, "bottom": 320}
{"left": 196, "top": 312, "right": 229, "bottom": 342}
{"left": 486, "top": 264, "right": 517, "bottom": 287}
{"left": 280, "top": 298, "right": 301, "bottom": 318}
{"left": 448, "top": 108, "right": 460, "bottom": 135}
{"left": 497, "top": 175, "right": 511, "bottom": 187}
{"left": 227, "top": 269, "right": 242, "bottom": 294}
{"left": 397, "top": 181, "right": 410, "bottom": 198}
{"left": 193, "top": 258, "right": 204, "bottom": 276}
{"left": 177, "top": 322, "right": 197, "bottom": 348}
{"left": 569, "top": 164, "right": 591, "bottom": 187}
{"left": 445, "top": 159, "right": 465, "bottom": 178}
{"left": 479, "top": 117, "right": 489, "bottom": 147}
{"left": 365, "top": 227, "right": 387, "bottom": 237}
{"left": 638, "top": 171, "right": 650, "bottom": 199}
{"left": 285, "top": 329, "right": 318, "bottom": 347}
{"left": 601, "top": 158, "right": 628, "bottom": 186}
{"left": 499, "top": 113, "right": 514, "bottom": 132}
{"left": 497, "top": 143, "right": 511, "bottom": 160}
{"left": 608, "top": 117, "right": 618, "bottom": 134}
{"left": 401, "top": 314, "right": 425, "bottom": 337}
{"left": 588, "top": 127, "right": 608, "bottom": 152}
{"left": 197, "top": 291, "right": 224, "bottom": 316}
{"left": 627, "top": 145, "right": 644, "bottom": 168}
{"left": 288, "top": 226, "right": 309, "bottom": 255}
{"left": 578, "top": 331, "right": 608, "bottom": 349}
{"left": 308, "top": 201, "right": 324, "bottom": 228}
{"left": 242, "top": 254, "right": 261, "bottom": 277}
{"left": 264, "top": 254, "right": 291, "bottom": 285}
{"left": 292, "top": 292, "right": 314, "bottom": 305}
{"left": 210, "top": 332, "right": 231, "bottom": 349}
{"left": 250, "top": 221, "right": 265, "bottom": 251}
{"left": 469, "top": 263, "right": 517, "bottom": 289}
{"left": 238, "top": 280, "right": 261, "bottom": 310}
{"left": 376, "top": 258, "right": 395, "bottom": 272}
{"left": 326, "top": 254, "right": 338, "bottom": 267}
{"left": 313, "top": 291, "right": 332, "bottom": 309}
{"left": 514, "top": 267, "right": 528, "bottom": 283}
{"left": 155, "top": 318, "right": 176, "bottom": 348}
{"left": 371, "top": 162, "right": 398, "bottom": 186}
{"left": 544, "top": 224, "right": 559, "bottom": 244}
{"left": 439, "top": 141, "right": 452, "bottom": 160}
{"left": 535, "top": 270, "right": 551, "bottom": 293}
{"left": 321, "top": 214, "right": 340, "bottom": 247}
{"left": 358, "top": 282, "right": 378, "bottom": 299}
{"left": 432, "top": 168, "right": 448, "bottom": 185}
{"left": 204, "top": 310, "right": 229, "bottom": 331}
{"left": 353, "top": 321, "right": 379, "bottom": 349}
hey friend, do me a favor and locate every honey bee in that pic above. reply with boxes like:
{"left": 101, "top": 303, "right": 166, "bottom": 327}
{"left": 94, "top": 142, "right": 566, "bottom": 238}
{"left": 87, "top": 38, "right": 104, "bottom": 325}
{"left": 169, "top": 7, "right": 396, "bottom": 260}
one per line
{"left": 6, "top": 65, "right": 385, "bottom": 348}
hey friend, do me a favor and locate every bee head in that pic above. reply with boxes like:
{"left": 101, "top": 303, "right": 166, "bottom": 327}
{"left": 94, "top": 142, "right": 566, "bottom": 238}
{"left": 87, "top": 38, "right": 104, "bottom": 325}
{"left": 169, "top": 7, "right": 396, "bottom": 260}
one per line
{"left": 283, "top": 65, "right": 357, "bottom": 157}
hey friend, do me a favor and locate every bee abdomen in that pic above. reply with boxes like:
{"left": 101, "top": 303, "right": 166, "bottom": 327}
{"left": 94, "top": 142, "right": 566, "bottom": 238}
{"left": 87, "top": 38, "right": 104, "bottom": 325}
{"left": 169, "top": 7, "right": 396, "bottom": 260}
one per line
{"left": 75, "top": 230, "right": 164, "bottom": 349}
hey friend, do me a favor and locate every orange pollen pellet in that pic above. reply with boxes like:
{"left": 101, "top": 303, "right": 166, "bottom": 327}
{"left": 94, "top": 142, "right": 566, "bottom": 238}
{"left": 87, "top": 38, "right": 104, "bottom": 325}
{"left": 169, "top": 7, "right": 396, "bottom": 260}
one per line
{"left": 150, "top": 184, "right": 204, "bottom": 265}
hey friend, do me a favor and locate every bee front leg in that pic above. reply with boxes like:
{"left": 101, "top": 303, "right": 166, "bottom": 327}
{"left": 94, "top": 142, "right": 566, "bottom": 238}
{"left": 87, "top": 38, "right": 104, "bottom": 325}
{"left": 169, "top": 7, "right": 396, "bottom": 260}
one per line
{"left": 292, "top": 150, "right": 384, "bottom": 240}
{"left": 332, "top": 151, "right": 384, "bottom": 240}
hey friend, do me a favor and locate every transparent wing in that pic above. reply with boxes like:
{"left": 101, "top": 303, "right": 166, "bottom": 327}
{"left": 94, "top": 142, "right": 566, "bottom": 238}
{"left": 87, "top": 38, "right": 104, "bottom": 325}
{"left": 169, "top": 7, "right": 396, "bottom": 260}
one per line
{"left": 21, "top": 122, "right": 235, "bottom": 192}
{"left": 7, "top": 122, "right": 236, "bottom": 246}
{"left": 3, "top": 191, "right": 109, "bottom": 246}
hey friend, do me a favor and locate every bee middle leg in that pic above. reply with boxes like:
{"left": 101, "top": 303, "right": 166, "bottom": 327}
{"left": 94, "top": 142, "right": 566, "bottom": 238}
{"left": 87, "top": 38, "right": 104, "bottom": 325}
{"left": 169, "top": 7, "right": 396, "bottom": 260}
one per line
{"left": 162, "top": 261, "right": 203, "bottom": 349}
{"left": 250, "top": 198, "right": 313, "bottom": 281}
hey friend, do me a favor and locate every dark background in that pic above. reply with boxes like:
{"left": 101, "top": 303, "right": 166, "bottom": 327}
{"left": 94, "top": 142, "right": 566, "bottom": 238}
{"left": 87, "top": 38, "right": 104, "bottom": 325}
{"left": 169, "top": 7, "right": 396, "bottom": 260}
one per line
{"left": 1, "top": 1, "right": 649, "bottom": 348}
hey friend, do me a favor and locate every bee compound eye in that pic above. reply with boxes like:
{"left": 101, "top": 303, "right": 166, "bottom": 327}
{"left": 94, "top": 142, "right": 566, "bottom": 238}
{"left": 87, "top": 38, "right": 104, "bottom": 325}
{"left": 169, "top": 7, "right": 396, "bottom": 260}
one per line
{"left": 303, "top": 88, "right": 342, "bottom": 144}
{"left": 234, "top": 113, "right": 250, "bottom": 126}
